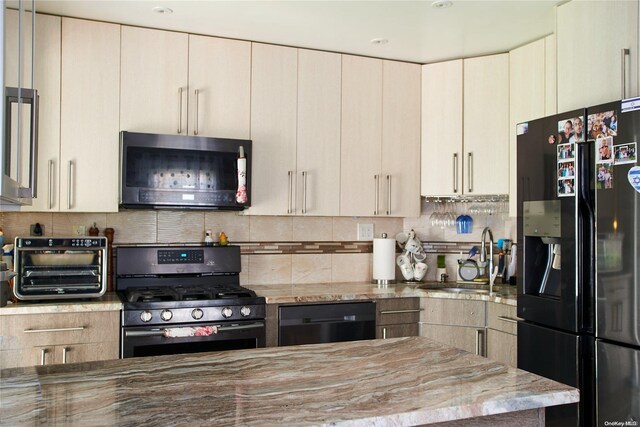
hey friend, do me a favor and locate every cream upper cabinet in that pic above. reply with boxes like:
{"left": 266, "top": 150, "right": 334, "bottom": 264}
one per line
{"left": 120, "top": 26, "right": 189, "bottom": 135}
{"left": 463, "top": 53, "right": 509, "bottom": 196}
{"left": 249, "top": 43, "right": 298, "bottom": 215}
{"left": 422, "top": 55, "right": 508, "bottom": 197}
{"left": 508, "top": 38, "right": 547, "bottom": 216}
{"left": 296, "top": 49, "right": 341, "bottom": 216}
{"left": 421, "top": 60, "right": 463, "bottom": 197}
{"left": 188, "top": 35, "right": 251, "bottom": 139}
{"left": 340, "top": 55, "right": 383, "bottom": 217}
{"left": 557, "top": 0, "right": 639, "bottom": 112}
{"left": 60, "top": 18, "right": 121, "bottom": 212}
{"left": 5, "top": 11, "right": 61, "bottom": 212}
{"left": 381, "top": 61, "right": 421, "bottom": 218}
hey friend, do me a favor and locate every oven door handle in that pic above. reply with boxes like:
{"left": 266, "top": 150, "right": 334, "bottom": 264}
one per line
{"left": 217, "top": 322, "right": 264, "bottom": 332}
{"left": 124, "top": 322, "right": 265, "bottom": 337}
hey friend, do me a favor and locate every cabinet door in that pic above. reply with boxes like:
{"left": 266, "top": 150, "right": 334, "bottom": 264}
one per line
{"left": 6, "top": 12, "right": 61, "bottom": 212}
{"left": 421, "top": 60, "right": 463, "bottom": 197}
{"left": 508, "top": 39, "right": 546, "bottom": 217}
{"left": 54, "top": 342, "right": 119, "bottom": 365}
{"left": 249, "top": 43, "right": 298, "bottom": 215}
{"left": 557, "top": 0, "right": 639, "bottom": 111}
{"left": 340, "top": 55, "right": 382, "bottom": 217}
{"left": 381, "top": 61, "right": 421, "bottom": 217}
{"left": 463, "top": 53, "right": 509, "bottom": 196}
{"left": 120, "top": 26, "right": 189, "bottom": 135}
{"left": 377, "top": 324, "right": 419, "bottom": 339}
{"left": 376, "top": 297, "right": 421, "bottom": 326}
{"left": 421, "top": 298, "right": 485, "bottom": 327}
{"left": 486, "top": 328, "right": 517, "bottom": 367}
{"left": 421, "top": 324, "right": 486, "bottom": 356}
{"left": 296, "top": 49, "right": 341, "bottom": 216}
{"left": 188, "top": 35, "right": 251, "bottom": 139}
{"left": 60, "top": 18, "right": 120, "bottom": 212}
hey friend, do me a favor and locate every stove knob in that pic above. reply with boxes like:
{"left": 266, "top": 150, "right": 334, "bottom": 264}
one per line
{"left": 191, "top": 308, "right": 204, "bottom": 320}
{"left": 240, "top": 306, "right": 252, "bottom": 317}
{"left": 160, "top": 309, "right": 173, "bottom": 321}
{"left": 221, "top": 307, "right": 233, "bottom": 318}
{"left": 140, "top": 311, "right": 153, "bottom": 323}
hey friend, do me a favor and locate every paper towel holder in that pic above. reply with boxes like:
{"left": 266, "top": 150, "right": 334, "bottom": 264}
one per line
{"left": 372, "top": 233, "right": 396, "bottom": 286}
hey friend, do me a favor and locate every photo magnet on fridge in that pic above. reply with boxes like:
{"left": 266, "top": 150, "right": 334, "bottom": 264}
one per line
{"left": 596, "top": 163, "right": 614, "bottom": 190}
{"left": 613, "top": 142, "right": 637, "bottom": 165}
{"left": 628, "top": 166, "right": 640, "bottom": 193}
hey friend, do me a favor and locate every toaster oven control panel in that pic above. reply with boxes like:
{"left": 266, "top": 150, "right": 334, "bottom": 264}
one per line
{"left": 17, "top": 237, "right": 107, "bottom": 248}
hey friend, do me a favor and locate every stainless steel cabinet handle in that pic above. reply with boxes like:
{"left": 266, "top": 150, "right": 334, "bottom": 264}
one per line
{"left": 374, "top": 175, "right": 379, "bottom": 215}
{"left": 382, "top": 327, "right": 387, "bottom": 339}
{"left": 301, "top": 171, "right": 308, "bottom": 214}
{"left": 386, "top": 175, "right": 391, "bottom": 215}
{"left": 194, "top": 89, "right": 200, "bottom": 136}
{"left": 475, "top": 329, "right": 483, "bottom": 356}
{"left": 453, "top": 153, "right": 459, "bottom": 193}
{"left": 67, "top": 160, "right": 74, "bottom": 209}
{"left": 379, "top": 309, "right": 423, "bottom": 315}
{"left": 468, "top": 152, "right": 473, "bottom": 193}
{"left": 40, "top": 348, "right": 47, "bottom": 366}
{"left": 287, "top": 171, "right": 294, "bottom": 214}
{"left": 24, "top": 326, "right": 86, "bottom": 334}
{"left": 177, "top": 87, "right": 183, "bottom": 134}
{"left": 497, "top": 316, "right": 518, "bottom": 324}
{"left": 621, "top": 48, "right": 630, "bottom": 98}
{"left": 62, "top": 347, "right": 68, "bottom": 364}
{"left": 48, "top": 159, "right": 54, "bottom": 209}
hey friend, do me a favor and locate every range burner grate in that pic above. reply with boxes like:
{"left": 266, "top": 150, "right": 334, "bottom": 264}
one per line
{"left": 125, "top": 284, "right": 257, "bottom": 303}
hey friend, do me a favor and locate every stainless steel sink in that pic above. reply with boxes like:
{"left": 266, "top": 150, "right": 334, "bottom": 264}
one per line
{"left": 418, "top": 286, "right": 490, "bottom": 294}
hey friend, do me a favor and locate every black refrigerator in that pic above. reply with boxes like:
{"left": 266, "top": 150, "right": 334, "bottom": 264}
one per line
{"left": 516, "top": 98, "right": 640, "bottom": 427}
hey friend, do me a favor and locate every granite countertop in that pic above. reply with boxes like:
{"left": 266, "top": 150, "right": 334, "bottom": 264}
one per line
{"left": 0, "top": 292, "right": 123, "bottom": 315}
{"left": 249, "top": 282, "right": 518, "bottom": 306}
{"left": 0, "top": 337, "right": 577, "bottom": 426}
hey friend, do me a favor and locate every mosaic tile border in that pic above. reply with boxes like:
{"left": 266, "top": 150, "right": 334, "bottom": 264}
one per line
{"left": 112, "top": 241, "right": 497, "bottom": 255}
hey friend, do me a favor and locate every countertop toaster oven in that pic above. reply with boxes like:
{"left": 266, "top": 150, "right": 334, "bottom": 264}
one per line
{"left": 13, "top": 237, "right": 108, "bottom": 300}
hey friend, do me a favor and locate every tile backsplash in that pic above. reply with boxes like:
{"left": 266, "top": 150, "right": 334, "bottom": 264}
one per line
{"left": 0, "top": 201, "right": 515, "bottom": 287}
{"left": 0, "top": 211, "right": 402, "bottom": 286}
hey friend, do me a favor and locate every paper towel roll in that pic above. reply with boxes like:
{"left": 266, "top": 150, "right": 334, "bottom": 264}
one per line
{"left": 373, "top": 238, "right": 396, "bottom": 284}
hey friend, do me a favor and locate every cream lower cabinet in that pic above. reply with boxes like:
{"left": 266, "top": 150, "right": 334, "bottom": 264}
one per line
{"left": 60, "top": 18, "right": 121, "bottom": 212}
{"left": 341, "top": 56, "right": 421, "bottom": 217}
{"left": 0, "top": 311, "right": 120, "bottom": 369}
{"left": 376, "top": 298, "right": 421, "bottom": 339}
{"left": 486, "top": 302, "right": 519, "bottom": 367}
{"left": 420, "top": 298, "right": 487, "bottom": 356}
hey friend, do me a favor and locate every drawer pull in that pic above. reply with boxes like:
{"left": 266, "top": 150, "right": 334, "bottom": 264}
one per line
{"left": 24, "top": 326, "right": 86, "bottom": 334}
{"left": 40, "top": 349, "right": 47, "bottom": 366}
{"left": 380, "top": 309, "right": 423, "bottom": 315}
{"left": 382, "top": 327, "right": 387, "bottom": 339}
{"left": 497, "top": 316, "right": 518, "bottom": 324}
{"left": 62, "top": 347, "right": 68, "bottom": 364}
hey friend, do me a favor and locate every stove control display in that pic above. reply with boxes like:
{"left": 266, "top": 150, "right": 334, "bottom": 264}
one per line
{"left": 191, "top": 308, "right": 204, "bottom": 320}
{"left": 140, "top": 311, "right": 153, "bottom": 322}
{"left": 221, "top": 307, "right": 233, "bottom": 318}
{"left": 160, "top": 309, "right": 173, "bottom": 321}
{"left": 157, "top": 250, "right": 204, "bottom": 264}
{"left": 240, "top": 306, "right": 252, "bottom": 317}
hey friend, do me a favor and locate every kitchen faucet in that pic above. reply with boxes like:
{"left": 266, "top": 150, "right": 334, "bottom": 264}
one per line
{"left": 480, "top": 227, "right": 495, "bottom": 294}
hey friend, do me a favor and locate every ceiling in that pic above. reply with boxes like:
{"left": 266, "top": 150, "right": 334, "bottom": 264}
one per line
{"left": 29, "top": 0, "right": 562, "bottom": 63}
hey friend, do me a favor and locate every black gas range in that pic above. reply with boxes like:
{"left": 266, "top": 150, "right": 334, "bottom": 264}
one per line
{"left": 116, "top": 245, "right": 265, "bottom": 358}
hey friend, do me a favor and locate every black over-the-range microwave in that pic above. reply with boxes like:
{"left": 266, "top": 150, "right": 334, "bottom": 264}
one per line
{"left": 120, "top": 131, "right": 251, "bottom": 210}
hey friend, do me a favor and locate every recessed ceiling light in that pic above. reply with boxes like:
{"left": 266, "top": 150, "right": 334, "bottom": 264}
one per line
{"left": 431, "top": 0, "right": 453, "bottom": 9}
{"left": 370, "top": 38, "right": 389, "bottom": 45}
{"left": 152, "top": 6, "right": 173, "bottom": 14}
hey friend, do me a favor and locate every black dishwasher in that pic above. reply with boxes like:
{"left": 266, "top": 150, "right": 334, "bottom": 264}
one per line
{"left": 279, "top": 302, "right": 376, "bottom": 346}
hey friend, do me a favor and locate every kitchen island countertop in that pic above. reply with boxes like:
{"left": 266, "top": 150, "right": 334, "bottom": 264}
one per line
{"left": 0, "top": 336, "right": 576, "bottom": 426}
{"left": 249, "top": 282, "right": 517, "bottom": 306}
